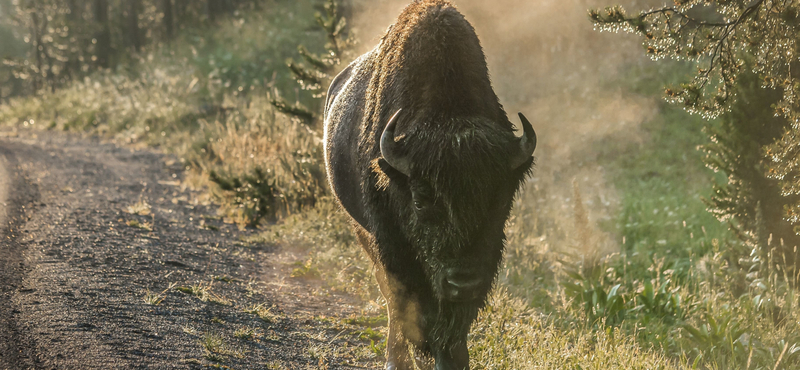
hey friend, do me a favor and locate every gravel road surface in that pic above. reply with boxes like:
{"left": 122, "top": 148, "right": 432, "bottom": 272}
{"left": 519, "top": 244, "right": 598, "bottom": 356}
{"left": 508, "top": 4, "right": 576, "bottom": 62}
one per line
{"left": 0, "top": 130, "right": 381, "bottom": 370}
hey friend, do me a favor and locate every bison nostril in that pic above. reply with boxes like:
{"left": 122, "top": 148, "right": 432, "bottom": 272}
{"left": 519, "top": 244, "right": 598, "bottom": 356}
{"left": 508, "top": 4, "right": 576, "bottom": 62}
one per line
{"left": 442, "top": 271, "right": 484, "bottom": 302}
{"left": 444, "top": 269, "right": 484, "bottom": 294}
{"left": 446, "top": 276, "right": 482, "bottom": 289}
{"left": 439, "top": 268, "right": 487, "bottom": 302}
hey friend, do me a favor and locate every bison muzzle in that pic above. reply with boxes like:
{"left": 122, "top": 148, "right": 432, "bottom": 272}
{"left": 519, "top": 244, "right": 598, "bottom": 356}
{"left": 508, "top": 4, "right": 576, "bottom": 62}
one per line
{"left": 323, "top": 1, "right": 536, "bottom": 369}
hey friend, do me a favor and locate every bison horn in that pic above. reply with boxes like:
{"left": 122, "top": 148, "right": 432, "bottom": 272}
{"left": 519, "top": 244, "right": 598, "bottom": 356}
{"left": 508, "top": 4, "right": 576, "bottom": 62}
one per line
{"left": 509, "top": 112, "right": 537, "bottom": 170}
{"left": 380, "top": 109, "right": 412, "bottom": 177}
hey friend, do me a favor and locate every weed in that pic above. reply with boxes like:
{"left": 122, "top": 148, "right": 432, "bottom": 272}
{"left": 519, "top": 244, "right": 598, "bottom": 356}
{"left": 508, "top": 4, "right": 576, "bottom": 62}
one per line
{"left": 182, "top": 325, "right": 200, "bottom": 336}
{"left": 343, "top": 315, "right": 388, "bottom": 328}
{"left": 306, "top": 344, "right": 329, "bottom": 361}
{"left": 290, "top": 259, "right": 321, "bottom": 279}
{"left": 126, "top": 219, "right": 152, "bottom": 231}
{"left": 208, "top": 167, "right": 279, "bottom": 228}
{"left": 561, "top": 256, "right": 627, "bottom": 326}
{"left": 631, "top": 279, "right": 687, "bottom": 321}
{"left": 142, "top": 283, "right": 176, "bottom": 306}
{"left": 469, "top": 288, "right": 679, "bottom": 369}
{"left": 125, "top": 199, "right": 152, "bottom": 216}
{"left": 356, "top": 327, "right": 383, "bottom": 342}
{"left": 175, "top": 282, "right": 231, "bottom": 306}
{"left": 199, "top": 332, "right": 244, "bottom": 361}
{"left": 175, "top": 286, "right": 198, "bottom": 295}
{"left": 213, "top": 275, "right": 238, "bottom": 283}
{"left": 368, "top": 339, "right": 384, "bottom": 357}
{"left": 242, "top": 303, "right": 279, "bottom": 323}
{"left": 143, "top": 290, "right": 164, "bottom": 306}
{"left": 233, "top": 326, "right": 256, "bottom": 341}
{"left": 257, "top": 197, "right": 378, "bottom": 300}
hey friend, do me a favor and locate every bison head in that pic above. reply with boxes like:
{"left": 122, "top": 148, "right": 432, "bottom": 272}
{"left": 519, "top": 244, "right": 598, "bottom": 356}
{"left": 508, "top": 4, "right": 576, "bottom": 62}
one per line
{"left": 377, "top": 110, "right": 536, "bottom": 306}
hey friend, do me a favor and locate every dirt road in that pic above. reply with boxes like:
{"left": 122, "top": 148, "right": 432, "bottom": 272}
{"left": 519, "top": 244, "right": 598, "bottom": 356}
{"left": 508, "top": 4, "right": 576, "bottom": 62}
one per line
{"left": 0, "top": 130, "right": 381, "bottom": 369}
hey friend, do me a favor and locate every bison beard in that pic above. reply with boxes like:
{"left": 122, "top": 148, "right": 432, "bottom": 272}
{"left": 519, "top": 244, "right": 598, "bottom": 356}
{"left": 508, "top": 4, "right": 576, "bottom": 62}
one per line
{"left": 323, "top": 1, "right": 536, "bottom": 369}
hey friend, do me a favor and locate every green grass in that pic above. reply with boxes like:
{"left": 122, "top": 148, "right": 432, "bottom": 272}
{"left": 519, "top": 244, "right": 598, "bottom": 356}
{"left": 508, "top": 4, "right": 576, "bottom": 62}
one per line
{"left": 469, "top": 289, "right": 680, "bottom": 370}
{"left": 233, "top": 326, "right": 256, "bottom": 341}
{"left": 499, "top": 61, "right": 800, "bottom": 369}
{"left": 200, "top": 332, "right": 245, "bottom": 362}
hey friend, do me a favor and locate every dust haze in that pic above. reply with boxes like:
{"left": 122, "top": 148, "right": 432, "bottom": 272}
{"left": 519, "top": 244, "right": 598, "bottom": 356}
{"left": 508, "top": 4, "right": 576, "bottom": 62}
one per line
{"left": 349, "top": 0, "right": 663, "bottom": 256}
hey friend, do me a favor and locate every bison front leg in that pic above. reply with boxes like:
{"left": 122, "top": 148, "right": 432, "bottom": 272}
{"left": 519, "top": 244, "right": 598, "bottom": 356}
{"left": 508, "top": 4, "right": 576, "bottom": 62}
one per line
{"left": 433, "top": 341, "right": 469, "bottom": 370}
{"left": 373, "top": 264, "right": 414, "bottom": 369}
{"left": 354, "top": 228, "right": 414, "bottom": 369}
{"left": 385, "top": 314, "right": 413, "bottom": 370}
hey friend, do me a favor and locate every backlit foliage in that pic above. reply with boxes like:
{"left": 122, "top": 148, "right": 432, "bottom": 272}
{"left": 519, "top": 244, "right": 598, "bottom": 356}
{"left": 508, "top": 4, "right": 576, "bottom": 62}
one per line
{"left": 269, "top": 0, "right": 355, "bottom": 125}
{"left": 591, "top": 0, "right": 800, "bottom": 263}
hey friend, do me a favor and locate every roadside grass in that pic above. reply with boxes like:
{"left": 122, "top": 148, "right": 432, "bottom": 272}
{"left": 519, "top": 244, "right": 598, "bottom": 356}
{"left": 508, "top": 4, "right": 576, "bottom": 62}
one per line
{"left": 126, "top": 219, "right": 153, "bottom": 231}
{"left": 143, "top": 290, "right": 164, "bottom": 306}
{"left": 176, "top": 282, "right": 232, "bottom": 306}
{"left": 233, "top": 326, "right": 257, "bottom": 341}
{"left": 124, "top": 199, "right": 152, "bottom": 216}
{"left": 143, "top": 283, "right": 175, "bottom": 306}
{"left": 200, "top": 332, "right": 246, "bottom": 362}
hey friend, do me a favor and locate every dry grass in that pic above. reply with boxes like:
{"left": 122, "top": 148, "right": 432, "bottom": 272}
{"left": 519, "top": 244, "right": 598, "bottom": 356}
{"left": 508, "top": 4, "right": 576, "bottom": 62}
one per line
{"left": 197, "top": 95, "right": 326, "bottom": 226}
{"left": 126, "top": 219, "right": 153, "bottom": 231}
{"left": 175, "top": 282, "right": 232, "bottom": 306}
{"left": 125, "top": 199, "right": 152, "bottom": 216}
{"left": 200, "top": 332, "right": 245, "bottom": 361}
{"left": 470, "top": 288, "right": 680, "bottom": 370}
{"left": 242, "top": 303, "right": 280, "bottom": 323}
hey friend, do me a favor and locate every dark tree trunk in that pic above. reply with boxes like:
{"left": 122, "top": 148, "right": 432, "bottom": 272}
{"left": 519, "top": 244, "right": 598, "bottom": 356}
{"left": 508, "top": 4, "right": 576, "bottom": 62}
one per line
{"left": 65, "top": 0, "right": 81, "bottom": 78}
{"left": 127, "top": 0, "right": 142, "bottom": 52}
{"left": 66, "top": 0, "right": 80, "bottom": 21}
{"left": 206, "top": 0, "right": 217, "bottom": 22}
{"left": 92, "top": 0, "right": 111, "bottom": 68}
{"left": 175, "top": 0, "right": 187, "bottom": 24}
{"left": 162, "top": 0, "right": 174, "bottom": 41}
{"left": 206, "top": 0, "right": 233, "bottom": 22}
{"left": 31, "top": 10, "right": 56, "bottom": 92}
{"left": 30, "top": 12, "right": 43, "bottom": 91}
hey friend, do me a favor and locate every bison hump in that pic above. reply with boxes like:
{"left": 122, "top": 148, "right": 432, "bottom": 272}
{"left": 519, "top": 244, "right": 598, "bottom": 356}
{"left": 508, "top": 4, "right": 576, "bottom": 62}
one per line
{"left": 379, "top": 0, "right": 501, "bottom": 117}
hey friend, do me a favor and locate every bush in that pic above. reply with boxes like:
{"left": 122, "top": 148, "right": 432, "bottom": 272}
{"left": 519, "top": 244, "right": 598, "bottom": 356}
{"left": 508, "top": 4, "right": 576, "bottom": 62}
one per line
{"left": 702, "top": 71, "right": 800, "bottom": 274}
{"left": 201, "top": 95, "right": 326, "bottom": 226}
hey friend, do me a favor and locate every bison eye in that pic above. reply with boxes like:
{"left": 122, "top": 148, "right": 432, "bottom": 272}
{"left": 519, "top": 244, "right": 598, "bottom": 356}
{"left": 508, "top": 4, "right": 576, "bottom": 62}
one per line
{"left": 411, "top": 185, "right": 433, "bottom": 212}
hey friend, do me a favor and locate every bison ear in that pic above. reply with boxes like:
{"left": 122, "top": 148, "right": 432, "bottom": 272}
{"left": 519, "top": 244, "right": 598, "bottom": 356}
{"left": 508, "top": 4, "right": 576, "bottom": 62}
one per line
{"left": 378, "top": 158, "right": 408, "bottom": 180}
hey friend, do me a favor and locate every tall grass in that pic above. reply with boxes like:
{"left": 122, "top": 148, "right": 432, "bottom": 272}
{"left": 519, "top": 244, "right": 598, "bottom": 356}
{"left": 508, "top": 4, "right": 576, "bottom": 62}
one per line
{"left": 470, "top": 288, "right": 680, "bottom": 370}
{"left": 495, "top": 61, "right": 800, "bottom": 369}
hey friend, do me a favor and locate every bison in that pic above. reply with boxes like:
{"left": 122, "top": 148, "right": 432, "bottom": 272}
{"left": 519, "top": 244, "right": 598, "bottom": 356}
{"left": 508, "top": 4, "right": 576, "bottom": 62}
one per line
{"left": 323, "top": 1, "right": 536, "bottom": 369}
